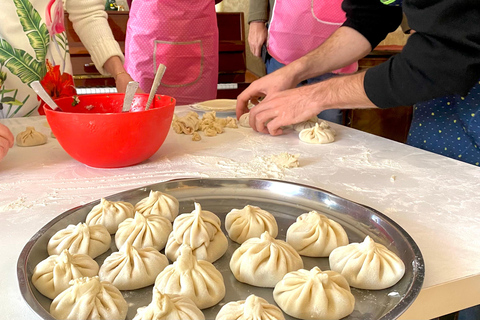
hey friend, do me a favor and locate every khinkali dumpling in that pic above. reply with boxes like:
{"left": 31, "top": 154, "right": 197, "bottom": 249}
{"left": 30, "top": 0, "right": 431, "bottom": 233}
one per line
{"left": 225, "top": 205, "right": 278, "bottom": 244}
{"left": 292, "top": 116, "right": 319, "bottom": 132}
{"left": 50, "top": 276, "right": 128, "bottom": 320}
{"left": 165, "top": 202, "right": 228, "bottom": 263}
{"left": 155, "top": 246, "right": 225, "bottom": 309}
{"left": 16, "top": 126, "right": 47, "bottom": 146}
{"left": 135, "top": 190, "right": 179, "bottom": 222}
{"left": 286, "top": 210, "right": 349, "bottom": 257}
{"left": 239, "top": 113, "right": 250, "bottom": 128}
{"left": 86, "top": 198, "right": 135, "bottom": 234}
{"left": 329, "top": 235, "right": 406, "bottom": 290}
{"left": 215, "top": 294, "right": 285, "bottom": 320}
{"left": 299, "top": 121, "right": 336, "bottom": 144}
{"left": 115, "top": 212, "right": 172, "bottom": 251}
{"left": 230, "top": 231, "right": 303, "bottom": 288}
{"left": 47, "top": 223, "right": 111, "bottom": 259}
{"left": 134, "top": 288, "right": 205, "bottom": 320}
{"left": 273, "top": 267, "right": 355, "bottom": 320}
{"left": 32, "top": 249, "right": 99, "bottom": 299}
{"left": 99, "top": 243, "right": 169, "bottom": 290}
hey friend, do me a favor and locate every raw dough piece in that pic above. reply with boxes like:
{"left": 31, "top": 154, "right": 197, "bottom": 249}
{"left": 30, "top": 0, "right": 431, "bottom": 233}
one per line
{"left": 171, "top": 112, "right": 200, "bottom": 134}
{"left": 32, "top": 249, "right": 99, "bottom": 299}
{"left": 133, "top": 288, "right": 205, "bottom": 320}
{"left": 165, "top": 202, "right": 228, "bottom": 263}
{"left": 299, "top": 121, "right": 336, "bottom": 144}
{"left": 215, "top": 294, "right": 285, "bottom": 320}
{"left": 99, "top": 243, "right": 169, "bottom": 290}
{"left": 85, "top": 198, "right": 135, "bottom": 234}
{"left": 50, "top": 276, "right": 128, "bottom": 320}
{"left": 273, "top": 267, "right": 355, "bottom": 320}
{"left": 239, "top": 112, "right": 250, "bottom": 127}
{"left": 47, "top": 222, "right": 111, "bottom": 259}
{"left": 16, "top": 126, "right": 47, "bottom": 147}
{"left": 269, "top": 152, "right": 300, "bottom": 168}
{"left": 225, "top": 205, "right": 278, "bottom": 244}
{"left": 192, "top": 132, "right": 201, "bottom": 141}
{"left": 115, "top": 212, "right": 172, "bottom": 251}
{"left": 329, "top": 235, "right": 406, "bottom": 290}
{"left": 286, "top": 210, "right": 349, "bottom": 257}
{"left": 292, "top": 116, "right": 319, "bottom": 132}
{"left": 155, "top": 246, "right": 225, "bottom": 309}
{"left": 135, "top": 190, "right": 179, "bottom": 222}
{"left": 230, "top": 231, "right": 303, "bottom": 288}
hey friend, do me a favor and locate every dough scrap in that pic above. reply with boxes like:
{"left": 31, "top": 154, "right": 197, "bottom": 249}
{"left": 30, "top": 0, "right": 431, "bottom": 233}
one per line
{"left": 269, "top": 152, "right": 300, "bottom": 168}
{"left": 16, "top": 126, "right": 47, "bottom": 147}
{"left": 299, "top": 121, "right": 336, "bottom": 144}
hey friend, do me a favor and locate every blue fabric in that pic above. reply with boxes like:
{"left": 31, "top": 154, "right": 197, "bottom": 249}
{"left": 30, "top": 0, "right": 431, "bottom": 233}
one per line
{"left": 407, "top": 80, "right": 480, "bottom": 166}
{"left": 457, "top": 305, "right": 480, "bottom": 320}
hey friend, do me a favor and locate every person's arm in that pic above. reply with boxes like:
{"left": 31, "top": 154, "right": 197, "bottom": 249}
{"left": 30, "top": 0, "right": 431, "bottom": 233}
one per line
{"left": 248, "top": 0, "right": 269, "bottom": 57}
{"left": 0, "top": 124, "right": 14, "bottom": 161}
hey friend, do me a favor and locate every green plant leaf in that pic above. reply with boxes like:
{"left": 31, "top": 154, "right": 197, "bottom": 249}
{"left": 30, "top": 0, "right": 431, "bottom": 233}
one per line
{"left": 0, "top": 39, "right": 44, "bottom": 84}
{"left": 1, "top": 96, "right": 24, "bottom": 106}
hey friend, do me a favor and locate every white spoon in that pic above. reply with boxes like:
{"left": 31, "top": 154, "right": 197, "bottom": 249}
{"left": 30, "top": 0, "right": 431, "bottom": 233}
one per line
{"left": 145, "top": 64, "right": 166, "bottom": 110}
{"left": 31, "top": 81, "right": 61, "bottom": 111}
{"left": 122, "top": 81, "right": 139, "bottom": 112}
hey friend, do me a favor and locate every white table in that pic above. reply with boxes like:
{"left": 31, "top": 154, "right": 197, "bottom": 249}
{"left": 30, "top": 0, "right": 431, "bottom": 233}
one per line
{"left": 1, "top": 108, "right": 479, "bottom": 319}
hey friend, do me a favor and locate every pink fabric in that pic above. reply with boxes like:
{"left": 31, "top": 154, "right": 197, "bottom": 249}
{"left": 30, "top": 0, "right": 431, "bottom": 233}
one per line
{"left": 125, "top": 0, "right": 218, "bottom": 105}
{"left": 267, "top": 0, "right": 357, "bottom": 74}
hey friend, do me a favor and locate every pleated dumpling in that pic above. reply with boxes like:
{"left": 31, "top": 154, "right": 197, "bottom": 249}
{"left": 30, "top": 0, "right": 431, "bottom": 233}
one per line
{"left": 99, "top": 243, "right": 169, "bottom": 290}
{"left": 225, "top": 205, "right": 278, "bottom": 244}
{"left": 286, "top": 210, "right": 349, "bottom": 257}
{"left": 292, "top": 116, "right": 319, "bottom": 132}
{"left": 329, "top": 235, "right": 406, "bottom": 290}
{"left": 86, "top": 198, "right": 135, "bottom": 234}
{"left": 47, "top": 223, "right": 111, "bottom": 259}
{"left": 115, "top": 212, "right": 172, "bottom": 251}
{"left": 299, "top": 121, "right": 336, "bottom": 144}
{"left": 165, "top": 202, "right": 228, "bottom": 263}
{"left": 230, "top": 231, "right": 303, "bottom": 288}
{"left": 32, "top": 249, "right": 99, "bottom": 299}
{"left": 273, "top": 267, "right": 355, "bottom": 320}
{"left": 215, "top": 294, "right": 285, "bottom": 320}
{"left": 16, "top": 126, "right": 47, "bottom": 146}
{"left": 50, "top": 276, "right": 128, "bottom": 320}
{"left": 134, "top": 288, "right": 205, "bottom": 320}
{"left": 135, "top": 190, "right": 179, "bottom": 222}
{"left": 155, "top": 246, "right": 225, "bottom": 309}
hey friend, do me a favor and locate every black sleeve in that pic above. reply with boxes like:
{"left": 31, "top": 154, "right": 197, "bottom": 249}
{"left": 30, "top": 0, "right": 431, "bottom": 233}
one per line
{"left": 342, "top": 0, "right": 403, "bottom": 49}
{"left": 365, "top": 0, "right": 480, "bottom": 108}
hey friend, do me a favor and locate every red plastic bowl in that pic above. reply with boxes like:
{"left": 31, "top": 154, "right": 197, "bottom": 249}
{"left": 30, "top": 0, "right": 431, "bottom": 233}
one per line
{"left": 44, "top": 93, "right": 176, "bottom": 168}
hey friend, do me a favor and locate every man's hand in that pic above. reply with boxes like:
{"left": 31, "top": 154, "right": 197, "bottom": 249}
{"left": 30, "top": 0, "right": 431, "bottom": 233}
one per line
{"left": 248, "top": 21, "right": 268, "bottom": 57}
{"left": 0, "top": 124, "right": 14, "bottom": 161}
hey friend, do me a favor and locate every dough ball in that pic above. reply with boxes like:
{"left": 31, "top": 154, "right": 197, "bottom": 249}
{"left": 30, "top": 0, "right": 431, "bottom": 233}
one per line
{"left": 299, "top": 121, "right": 336, "bottom": 144}
{"left": 239, "top": 113, "right": 250, "bottom": 128}
{"left": 165, "top": 202, "right": 228, "bottom": 263}
{"left": 16, "top": 126, "right": 47, "bottom": 147}
{"left": 47, "top": 222, "right": 111, "bottom": 259}
{"left": 155, "top": 246, "right": 225, "bottom": 309}
{"left": 133, "top": 288, "right": 205, "bottom": 320}
{"left": 225, "top": 205, "right": 278, "bottom": 244}
{"left": 32, "top": 249, "right": 99, "bottom": 299}
{"left": 85, "top": 198, "right": 135, "bottom": 234}
{"left": 215, "top": 294, "right": 285, "bottom": 320}
{"left": 135, "top": 190, "right": 179, "bottom": 222}
{"left": 230, "top": 231, "right": 303, "bottom": 288}
{"left": 115, "top": 212, "right": 172, "bottom": 251}
{"left": 273, "top": 267, "right": 355, "bottom": 320}
{"left": 286, "top": 210, "right": 349, "bottom": 257}
{"left": 329, "top": 235, "right": 406, "bottom": 290}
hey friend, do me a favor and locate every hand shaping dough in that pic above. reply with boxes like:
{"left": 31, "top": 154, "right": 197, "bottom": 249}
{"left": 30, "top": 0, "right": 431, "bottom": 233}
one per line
{"left": 50, "top": 276, "right": 128, "bottom": 320}
{"left": 85, "top": 198, "right": 135, "bottom": 234}
{"left": 225, "top": 205, "right": 278, "bottom": 244}
{"left": 329, "top": 235, "right": 406, "bottom": 290}
{"left": 273, "top": 267, "right": 355, "bottom": 320}
{"left": 230, "top": 231, "right": 303, "bottom": 288}
{"left": 299, "top": 121, "right": 336, "bottom": 144}
{"left": 215, "top": 294, "right": 285, "bottom": 320}
{"left": 165, "top": 202, "right": 228, "bottom": 263}
{"left": 292, "top": 116, "right": 319, "bottom": 132}
{"left": 16, "top": 126, "right": 47, "bottom": 147}
{"left": 135, "top": 190, "right": 179, "bottom": 222}
{"left": 47, "top": 222, "right": 111, "bottom": 259}
{"left": 133, "top": 288, "right": 205, "bottom": 320}
{"left": 286, "top": 210, "right": 349, "bottom": 257}
{"left": 238, "top": 113, "right": 250, "bottom": 127}
{"left": 115, "top": 212, "right": 172, "bottom": 251}
{"left": 32, "top": 249, "right": 99, "bottom": 299}
{"left": 99, "top": 242, "right": 169, "bottom": 290}
{"left": 155, "top": 245, "right": 225, "bottom": 309}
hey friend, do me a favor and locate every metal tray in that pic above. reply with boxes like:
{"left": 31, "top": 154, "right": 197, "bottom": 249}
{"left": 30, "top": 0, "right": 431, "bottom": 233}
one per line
{"left": 18, "top": 178, "right": 424, "bottom": 320}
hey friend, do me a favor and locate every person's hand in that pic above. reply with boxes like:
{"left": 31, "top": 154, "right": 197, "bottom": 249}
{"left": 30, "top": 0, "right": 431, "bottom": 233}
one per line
{"left": 248, "top": 21, "right": 268, "bottom": 57}
{"left": 0, "top": 124, "right": 14, "bottom": 161}
{"left": 114, "top": 72, "right": 144, "bottom": 94}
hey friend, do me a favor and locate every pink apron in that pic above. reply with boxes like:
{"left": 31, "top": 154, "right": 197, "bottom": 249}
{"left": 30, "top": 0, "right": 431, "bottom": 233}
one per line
{"left": 267, "top": 0, "right": 357, "bottom": 74}
{"left": 125, "top": 0, "right": 218, "bottom": 105}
